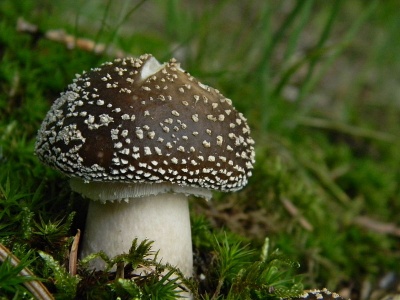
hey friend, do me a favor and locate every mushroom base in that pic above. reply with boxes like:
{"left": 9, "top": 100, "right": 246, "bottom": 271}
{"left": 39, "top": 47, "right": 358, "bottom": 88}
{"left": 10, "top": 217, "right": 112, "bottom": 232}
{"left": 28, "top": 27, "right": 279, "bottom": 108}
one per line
{"left": 80, "top": 193, "right": 193, "bottom": 279}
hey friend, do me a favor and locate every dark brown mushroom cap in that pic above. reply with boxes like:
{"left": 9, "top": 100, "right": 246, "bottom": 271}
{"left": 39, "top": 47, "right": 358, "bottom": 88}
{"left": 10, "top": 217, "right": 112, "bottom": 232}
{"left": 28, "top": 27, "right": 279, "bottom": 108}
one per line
{"left": 35, "top": 54, "right": 255, "bottom": 192}
{"left": 285, "top": 289, "right": 347, "bottom": 300}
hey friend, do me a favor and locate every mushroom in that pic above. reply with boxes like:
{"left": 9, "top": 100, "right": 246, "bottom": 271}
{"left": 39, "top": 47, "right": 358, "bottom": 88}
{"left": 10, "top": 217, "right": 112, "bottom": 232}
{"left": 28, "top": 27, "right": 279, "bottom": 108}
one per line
{"left": 35, "top": 54, "right": 255, "bottom": 280}
{"left": 286, "top": 289, "right": 347, "bottom": 300}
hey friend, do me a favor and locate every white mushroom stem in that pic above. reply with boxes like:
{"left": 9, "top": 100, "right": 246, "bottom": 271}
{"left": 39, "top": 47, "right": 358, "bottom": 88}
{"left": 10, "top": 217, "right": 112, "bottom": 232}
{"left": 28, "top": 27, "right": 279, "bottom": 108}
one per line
{"left": 80, "top": 193, "right": 193, "bottom": 277}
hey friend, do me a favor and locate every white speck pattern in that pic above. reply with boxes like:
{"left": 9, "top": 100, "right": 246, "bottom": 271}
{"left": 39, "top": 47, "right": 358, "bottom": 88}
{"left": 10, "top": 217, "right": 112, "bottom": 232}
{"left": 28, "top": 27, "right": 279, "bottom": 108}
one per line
{"left": 35, "top": 54, "right": 255, "bottom": 193}
{"left": 292, "top": 288, "right": 346, "bottom": 300}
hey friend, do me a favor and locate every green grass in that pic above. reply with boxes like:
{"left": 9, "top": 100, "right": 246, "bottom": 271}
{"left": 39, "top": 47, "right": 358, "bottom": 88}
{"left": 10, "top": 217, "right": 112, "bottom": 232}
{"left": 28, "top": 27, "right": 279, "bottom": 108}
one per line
{"left": 1, "top": 0, "right": 400, "bottom": 299}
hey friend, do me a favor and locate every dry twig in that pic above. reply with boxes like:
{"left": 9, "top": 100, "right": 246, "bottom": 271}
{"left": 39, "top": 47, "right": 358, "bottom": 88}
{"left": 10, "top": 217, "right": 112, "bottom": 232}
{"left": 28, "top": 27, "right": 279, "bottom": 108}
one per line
{"left": 0, "top": 243, "right": 54, "bottom": 300}
{"left": 354, "top": 216, "right": 400, "bottom": 237}
{"left": 281, "top": 198, "right": 314, "bottom": 231}
{"left": 69, "top": 229, "right": 80, "bottom": 276}
{"left": 16, "top": 17, "right": 128, "bottom": 58}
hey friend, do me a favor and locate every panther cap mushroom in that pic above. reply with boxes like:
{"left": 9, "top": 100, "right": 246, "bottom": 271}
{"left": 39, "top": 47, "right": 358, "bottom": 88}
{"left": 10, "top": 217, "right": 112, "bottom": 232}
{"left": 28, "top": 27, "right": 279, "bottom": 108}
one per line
{"left": 35, "top": 54, "right": 255, "bottom": 283}
{"left": 289, "top": 288, "right": 347, "bottom": 300}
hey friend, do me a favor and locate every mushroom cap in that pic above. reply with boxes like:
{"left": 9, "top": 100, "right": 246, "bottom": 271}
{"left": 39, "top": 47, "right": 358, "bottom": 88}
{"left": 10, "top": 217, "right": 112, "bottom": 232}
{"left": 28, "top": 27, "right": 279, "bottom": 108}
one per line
{"left": 287, "top": 289, "right": 346, "bottom": 300}
{"left": 35, "top": 54, "right": 255, "bottom": 196}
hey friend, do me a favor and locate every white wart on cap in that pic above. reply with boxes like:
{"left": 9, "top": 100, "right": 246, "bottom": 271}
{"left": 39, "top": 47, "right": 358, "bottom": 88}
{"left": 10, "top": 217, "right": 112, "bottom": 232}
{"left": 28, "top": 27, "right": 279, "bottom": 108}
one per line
{"left": 35, "top": 54, "right": 255, "bottom": 199}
